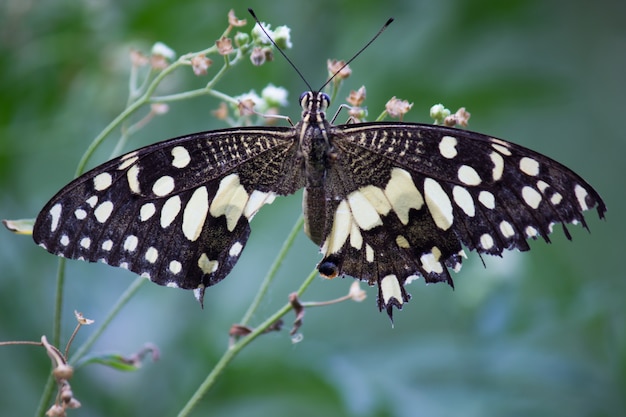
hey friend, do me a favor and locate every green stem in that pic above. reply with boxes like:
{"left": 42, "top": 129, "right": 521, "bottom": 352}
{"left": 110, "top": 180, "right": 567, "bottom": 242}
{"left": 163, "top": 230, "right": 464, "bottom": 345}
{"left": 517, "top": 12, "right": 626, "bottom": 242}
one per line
{"left": 35, "top": 258, "right": 67, "bottom": 417}
{"left": 34, "top": 375, "right": 55, "bottom": 417}
{"left": 240, "top": 215, "right": 304, "bottom": 326}
{"left": 176, "top": 268, "right": 318, "bottom": 417}
{"left": 52, "top": 258, "right": 66, "bottom": 349}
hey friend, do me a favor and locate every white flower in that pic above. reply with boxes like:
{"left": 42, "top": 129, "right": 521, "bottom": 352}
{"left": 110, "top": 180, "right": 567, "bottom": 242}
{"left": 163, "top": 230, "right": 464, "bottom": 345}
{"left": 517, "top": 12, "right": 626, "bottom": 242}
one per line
{"left": 429, "top": 103, "right": 450, "bottom": 122}
{"left": 235, "top": 90, "right": 263, "bottom": 105}
{"left": 251, "top": 23, "right": 292, "bottom": 49}
{"left": 233, "top": 90, "right": 265, "bottom": 114}
{"left": 262, "top": 84, "right": 288, "bottom": 107}
{"left": 151, "top": 42, "right": 176, "bottom": 60}
{"left": 252, "top": 22, "right": 273, "bottom": 45}
{"left": 272, "top": 25, "right": 292, "bottom": 49}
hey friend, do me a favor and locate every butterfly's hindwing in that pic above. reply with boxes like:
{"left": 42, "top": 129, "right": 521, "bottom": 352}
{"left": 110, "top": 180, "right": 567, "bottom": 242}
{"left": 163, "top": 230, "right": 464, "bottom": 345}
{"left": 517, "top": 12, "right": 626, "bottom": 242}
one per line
{"left": 33, "top": 128, "right": 303, "bottom": 303}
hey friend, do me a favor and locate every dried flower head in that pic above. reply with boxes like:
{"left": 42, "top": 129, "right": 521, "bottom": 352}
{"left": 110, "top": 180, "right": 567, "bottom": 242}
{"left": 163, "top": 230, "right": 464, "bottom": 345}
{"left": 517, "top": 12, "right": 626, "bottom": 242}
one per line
{"left": 347, "top": 86, "right": 367, "bottom": 107}
{"left": 216, "top": 36, "right": 233, "bottom": 55}
{"left": 444, "top": 107, "right": 471, "bottom": 127}
{"left": 150, "top": 103, "right": 169, "bottom": 115}
{"left": 228, "top": 9, "right": 247, "bottom": 27}
{"left": 46, "top": 404, "right": 65, "bottom": 417}
{"left": 191, "top": 54, "right": 212, "bottom": 76}
{"left": 385, "top": 97, "right": 413, "bottom": 120}
{"left": 348, "top": 281, "right": 367, "bottom": 302}
{"left": 250, "top": 47, "right": 266, "bottom": 66}
{"left": 238, "top": 98, "right": 257, "bottom": 117}
{"left": 327, "top": 59, "right": 352, "bottom": 80}
{"left": 212, "top": 102, "right": 229, "bottom": 120}
{"left": 130, "top": 49, "right": 149, "bottom": 67}
{"left": 348, "top": 106, "right": 368, "bottom": 123}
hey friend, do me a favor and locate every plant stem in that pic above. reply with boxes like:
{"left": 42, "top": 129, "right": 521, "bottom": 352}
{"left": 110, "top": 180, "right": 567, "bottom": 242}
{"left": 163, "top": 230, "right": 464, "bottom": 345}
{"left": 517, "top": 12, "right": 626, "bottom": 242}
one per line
{"left": 176, "top": 268, "right": 318, "bottom": 417}
{"left": 240, "top": 215, "right": 304, "bottom": 326}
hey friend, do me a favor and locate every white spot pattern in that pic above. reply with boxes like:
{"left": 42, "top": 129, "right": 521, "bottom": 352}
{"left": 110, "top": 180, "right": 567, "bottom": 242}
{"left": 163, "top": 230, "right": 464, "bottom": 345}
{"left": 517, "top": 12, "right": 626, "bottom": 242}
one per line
{"left": 348, "top": 190, "right": 383, "bottom": 230}
{"left": 118, "top": 155, "right": 138, "bottom": 170}
{"left": 94, "top": 201, "right": 114, "bottom": 223}
{"left": 350, "top": 221, "right": 363, "bottom": 249}
{"left": 521, "top": 186, "right": 542, "bottom": 209}
{"left": 183, "top": 186, "right": 209, "bottom": 241}
{"left": 169, "top": 260, "right": 182, "bottom": 274}
{"left": 244, "top": 190, "right": 276, "bottom": 219}
{"left": 49, "top": 204, "right": 62, "bottom": 232}
{"left": 229, "top": 241, "right": 243, "bottom": 257}
{"left": 171, "top": 146, "right": 191, "bottom": 168}
{"left": 198, "top": 253, "right": 218, "bottom": 275}
{"left": 384, "top": 168, "right": 423, "bottom": 225}
{"left": 325, "top": 200, "right": 351, "bottom": 255}
{"left": 478, "top": 191, "right": 496, "bottom": 209}
{"left": 160, "top": 196, "right": 181, "bottom": 228}
{"left": 152, "top": 176, "right": 175, "bottom": 197}
{"left": 140, "top": 203, "right": 156, "bottom": 221}
{"left": 209, "top": 174, "right": 249, "bottom": 232}
{"left": 86, "top": 196, "right": 98, "bottom": 208}
{"left": 145, "top": 246, "right": 159, "bottom": 264}
{"left": 420, "top": 247, "right": 443, "bottom": 274}
{"left": 457, "top": 165, "right": 482, "bottom": 186}
{"left": 380, "top": 274, "right": 403, "bottom": 305}
{"left": 491, "top": 141, "right": 512, "bottom": 156}
{"left": 395, "top": 234, "right": 410, "bottom": 248}
{"left": 575, "top": 184, "right": 589, "bottom": 210}
{"left": 365, "top": 244, "right": 374, "bottom": 263}
{"left": 499, "top": 220, "right": 515, "bottom": 238}
{"left": 93, "top": 172, "right": 113, "bottom": 191}
{"left": 439, "top": 136, "right": 458, "bottom": 159}
{"left": 550, "top": 192, "right": 563, "bottom": 205}
{"left": 525, "top": 226, "right": 539, "bottom": 237}
{"left": 424, "top": 178, "right": 454, "bottom": 230}
{"left": 126, "top": 165, "right": 141, "bottom": 194}
{"left": 480, "top": 233, "right": 494, "bottom": 250}
{"left": 452, "top": 186, "right": 475, "bottom": 217}
{"left": 490, "top": 151, "right": 504, "bottom": 181}
{"left": 520, "top": 157, "right": 540, "bottom": 176}
{"left": 123, "top": 235, "right": 138, "bottom": 252}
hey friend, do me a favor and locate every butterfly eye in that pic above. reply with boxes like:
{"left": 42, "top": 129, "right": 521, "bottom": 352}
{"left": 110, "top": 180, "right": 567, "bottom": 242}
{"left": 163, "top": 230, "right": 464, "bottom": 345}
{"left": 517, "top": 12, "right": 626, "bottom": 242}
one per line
{"left": 299, "top": 91, "right": 309, "bottom": 107}
{"left": 320, "top": 92, "right": 330, "bottom": 110}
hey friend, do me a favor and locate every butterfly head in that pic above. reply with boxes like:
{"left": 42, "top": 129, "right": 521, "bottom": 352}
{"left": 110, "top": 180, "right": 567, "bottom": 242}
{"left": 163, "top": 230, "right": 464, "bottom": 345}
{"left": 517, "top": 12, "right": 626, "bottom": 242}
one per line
{"left": 299, "top": 91, "right": 330, "bottom": 121}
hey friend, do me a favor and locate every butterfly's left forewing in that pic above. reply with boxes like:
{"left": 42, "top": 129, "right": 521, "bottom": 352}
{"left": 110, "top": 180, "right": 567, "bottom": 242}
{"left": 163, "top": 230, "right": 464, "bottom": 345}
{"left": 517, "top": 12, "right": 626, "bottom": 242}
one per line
{"left": 33, "top": 127, "right": 303, "bottom": 303}
{"left": 317, "top": 122, "right": 605, "bottom": 316}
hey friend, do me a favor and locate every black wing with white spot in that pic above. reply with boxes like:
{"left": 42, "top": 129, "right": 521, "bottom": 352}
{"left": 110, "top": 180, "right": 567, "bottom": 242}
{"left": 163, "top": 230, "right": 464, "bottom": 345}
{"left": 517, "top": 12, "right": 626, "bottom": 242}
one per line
{"left": 312, "top": 122, "right": 606, "bottom": 317}
{"left": 33, "top": 88, "right": 605, "bottom": 320}
{"left": 33, "top": 127, "right": 303, "bottom": 304}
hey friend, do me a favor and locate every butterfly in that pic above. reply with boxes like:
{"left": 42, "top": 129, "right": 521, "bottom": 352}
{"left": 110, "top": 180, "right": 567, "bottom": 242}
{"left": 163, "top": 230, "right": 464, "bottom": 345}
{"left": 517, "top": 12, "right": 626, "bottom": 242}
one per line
{"left": 32, "top": 14, "right": 606, "bottom": 319}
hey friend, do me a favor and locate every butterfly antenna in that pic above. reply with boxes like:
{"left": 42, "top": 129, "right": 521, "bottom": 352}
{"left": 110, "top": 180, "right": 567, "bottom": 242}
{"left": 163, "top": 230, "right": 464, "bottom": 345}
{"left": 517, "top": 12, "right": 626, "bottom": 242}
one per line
{"left": 248, "top": 9, "right": 393, "bottom": 92}
{"left": 320, "top": 17, "right": 394, "bottom": 91}
{"left": 248, "top": 8, "right": 314, "bottom": 92}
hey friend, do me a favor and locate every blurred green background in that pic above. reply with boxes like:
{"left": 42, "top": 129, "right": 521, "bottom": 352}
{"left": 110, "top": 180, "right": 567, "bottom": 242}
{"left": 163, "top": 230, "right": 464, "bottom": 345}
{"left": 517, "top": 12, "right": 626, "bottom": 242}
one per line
{"left": 1, "top": 0, "right": 624, "bottom": 416}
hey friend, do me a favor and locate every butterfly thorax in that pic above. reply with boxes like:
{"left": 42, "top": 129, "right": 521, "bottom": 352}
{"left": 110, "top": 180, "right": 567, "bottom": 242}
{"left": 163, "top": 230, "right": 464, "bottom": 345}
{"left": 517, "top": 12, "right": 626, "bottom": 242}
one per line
{"left": 298, "top": 91, "right": 336, "bottom": 245}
